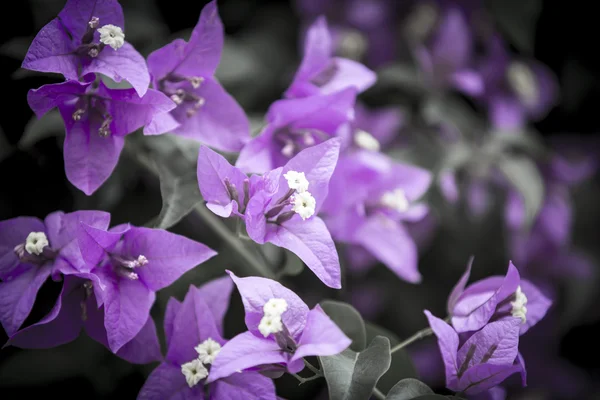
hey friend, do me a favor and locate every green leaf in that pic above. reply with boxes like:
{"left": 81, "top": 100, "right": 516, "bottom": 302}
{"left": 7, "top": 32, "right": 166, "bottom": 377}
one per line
{"left": 153, "top": 161, "right": 202, "bottom": 230}
{"left": 19, "top": 110, "right": 65, "bottom": 149}
{"left": 385, "top": 378, "right": 433, "bottom": 399}
{"left": 365, "top": 322, "right": 418, "bottom": 392}
{"left": 485, "top": 0, "right": 542, "bottom": 54}
{"left": 497, "top": 155, "right": 545, "bottom": 228}
{"left": 320, "top": 336, "right": 392, "bottom": 400}
{"left": 278, "top": 249, "right": 305, "bottom": 277}
{"left": 320, "top": 300, "right": 367, "bottom": 352}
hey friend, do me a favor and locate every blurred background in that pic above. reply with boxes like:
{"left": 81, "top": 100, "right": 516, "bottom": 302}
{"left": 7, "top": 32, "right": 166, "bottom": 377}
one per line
{"left": 1, "top": 0, "right": 599, "bottom": 399}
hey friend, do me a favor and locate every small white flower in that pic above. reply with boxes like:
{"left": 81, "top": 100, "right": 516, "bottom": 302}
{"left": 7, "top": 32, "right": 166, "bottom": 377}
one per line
{"left": 135, "top": 255, "right": 148, "bottom": 267}
{"left": 194, "top": 338, "right": 222, "bottom": 365}
{"left": 97, "top": 24, "right": 125, "bottom": 50}
{"left": 284, "top": 170, "right": 309, "bottom": 193}
{"left": 25, "top": 232, "right": 49, "bottom": 255}
{"left": 510, "top": 286, "right": 528, "bottom": 324}
{"left": 354, "top": 130, "right": 380, "bottom": 151}
{"left": 263, "top": 298, "right": 288, "bottom": 318}
{"left": 291, "top": 191, "right": 316, "bottom": 220}
{"left": 258, "top": 314, "right": 283, "bottom": 337}
{"left": 507, "top": 61, "right": 538, "bottom": 106}
{"left": 380, "top": 188, "right": 410, "bottom": 213}
{"left": 181, "top": 359, "right": 208, "bottom": 388}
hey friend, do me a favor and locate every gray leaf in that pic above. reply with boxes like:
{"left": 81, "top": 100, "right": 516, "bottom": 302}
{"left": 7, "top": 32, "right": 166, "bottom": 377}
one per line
{"left": 486, "top": 0, "right": 542, "bottom": 54}
{"left": 320, "top": 300, "right": 367, "bottom": 352}
{"left": 385, "top": 378, "right": 433, "bottom": 400}
{"left": 19, "top": 110, "right": 65, "bottom": 149}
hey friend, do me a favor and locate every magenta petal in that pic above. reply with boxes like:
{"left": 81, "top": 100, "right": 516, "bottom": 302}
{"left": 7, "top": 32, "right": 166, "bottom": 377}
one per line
{"left": 518, "top": 280, "right": 552, "bottom": 334}
{"left": 27, "top": 81, "right": 89, "bottom": 118}
{"left": 459, "top": 363, "right": 522, "bottom": 395}
{"left": 122, "top": 227, "right": 217, "bottom": 291}
{"left": 78, "top": 222, "right": 124, "bottom": 269}
{"left": 197, "top": 145, "right": 249, "bottom": 212}
{"left": 0, "top": 264, "right": 52, "bottom": 336}
{"left": 172, "top": 78, "right": 250, "bottom": 152}
{"left": 266, "top": 217, "right": 341, "bottom": 289}
{"left": 447, "top": 257, "right": 474, "bottom": 315}
{"left": 206, "top": 331, "right": 288, "bottom": 383}
{"left": 45, "top": 210, "right": 111, "bottom": 250}
{"left": 82, "top": 42, "right": 150, "bottom": 97}
{"left": 144, "top": 112, "right": 180, "bottom": 136}
{"left": 21, "top": 19, "right": 78, "bottom": 79}
{"left": 61, "top": 105, "right": 125, "bottom": 195}
{"left": 0, "top": 217, "right": 44, "bottom": 279}
{"left": 355, "top": 215, "right": 421, "bottom": 283}
{"left": 424, "top": 310, "right": 459, "bottom": 385}
{"left": 458, "top": 319, "right": 521, "bottom": 369}
{"left": 138, "top": 363, "right": 189, "bottom": 400}
{"left": 320, "top": 57, "right": 376, "bottom": 95}
{"left": 59, "top": 0, "right": 124, "bottom": 41}
{"left": 7, "top": 275, "right": 84, "bottom": 348}
{"left": 166, "top": 284, "right": 225, "bottom": 365}
{"left": 227, "top": 271, "right": 309, "bottom": 339}
{"left": 213, "top": 372, "right": 277, "bottom": 400}
{"left": 291, "top": 305, "right": 351, "bottom": 362}
{"left": 195, "top": 276, "right": 234, "bottom": 336}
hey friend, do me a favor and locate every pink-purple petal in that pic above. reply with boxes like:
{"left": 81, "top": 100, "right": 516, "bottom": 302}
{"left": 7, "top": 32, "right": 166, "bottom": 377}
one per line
{"left": 137, "top": 363, "right": 190, "bottom": 400}
{"left": 213, "top": 372, "right": 277, "bottom": 400}
{"left": 424, "top": 310, "right": 460, "bottom": 384}
{"left": 197, "top": 145, "right": 249, "bottom": 208}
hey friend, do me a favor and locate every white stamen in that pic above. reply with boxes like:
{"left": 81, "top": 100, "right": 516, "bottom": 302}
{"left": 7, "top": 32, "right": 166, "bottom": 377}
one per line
{"left": 194, "top": 338, "right": 221, "bottom": 365}
{"left": 170, "top": 94, "right": 183, "bottom": 105}
{"left": 181, "top": 359, "right": 208, "bottom": 388}
{"left": 511, "top": 286, "right": 528, "bottom": 324}
{"left": 281, "top": 142, "right": 295, "bottom": 157}
{"left": 263, "top": 298, "right": 288, "bottom": 318}
{"left": 25, "top": 232, "right": 49, "bottom": 255}
{"left": 380, "top": 189, "right": 410, "bottom": 213}
{"left": 135, "top": 255, "right": 148, "bottom": 267}
{"left": 189, "top": 76, "right": 205, "bottom": 89}
{"left": 88, "top": 17, "right": 99, "bottom": 29}
{"left": 507, "top": 62, "right": 538, "bottom": 106}
{"left": 291, "top": 191, "right": 316, "bottom": 220}
{"left": 72, "top": 109, "right": 85, "bottom": 121}
{"left": 97, "top": 24, "right": 125, "bottom": 50}
{"left": 354, "top": 130, "right": 380, "bottom": 151}
{"left": 258, "top": 314, "right": 283, "bottom": 337}
{"left": 284, "top": 170, "right": 309, "bottom": 193}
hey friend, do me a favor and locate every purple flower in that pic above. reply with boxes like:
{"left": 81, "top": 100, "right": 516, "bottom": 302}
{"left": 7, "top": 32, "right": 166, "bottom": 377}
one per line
{"left": 425, "top": 310, "right": 526, "bottom": 396}
{"left": 27, "top": 79, "right": 175, "bottom": 195}
{"left": 284, "top": 16, "right": 376, "bottom": 99}
{"left": 138, "top": 277, "right": 277, "bottom": 399}
{"left": 22, "top": 0, "right": 150, "bottom": 96}
{"left": 321, "top": 151, "right": 432, "bottom": 282}
{"left": 447, "top": 260, "right": 552, "bottom": 335}
{"left": 198, "top": 138, "right": 343, "bottom": 288}
{"left": 236, "top": 88, "right": 356, "bottom": 174}
{"left": 414, "top": 6, "right": 483, "bottom": 96}
{"left": 0, "top": 210, "right": 109, "bottom": 336}
{"left": 6, "top": 221, "right": 217, "bottom": 362}
{"left": 351, "top": 102, "right": 404, "bottom": 151}
{"left": 145, "top": 0, "right": 250, "bottom": 152}
{"left": 206, "top": 271, "right": 351, "bottom": 382}
{"left": 478, "top": 35, "right": 558, "bottom": 130}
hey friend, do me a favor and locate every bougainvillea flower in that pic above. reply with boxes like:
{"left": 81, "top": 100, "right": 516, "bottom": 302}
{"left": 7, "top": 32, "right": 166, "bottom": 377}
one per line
{"left": 236, "top": 88, "right": 355, "bottom": 174}
{"left": 447, "top": 260, "right": 552, "bottom": 335}
{"left": 425, "top": 310, "right": 526, "bottom": 396}
{"left": 22, "top": 0, "right": 150, "bottom": 96}
{"left": 350, "top": 102, "right": 404, "bottom": 152}
{"left": 27, "top": 79, "right": 175, "bottom": 195}
{"left": 284, "top": 16, "right": 376, "bottom": 99}
{"left": 145, "top": 0, "right": 250, "bottom": 151}
{"left": 74, "top": 222, "right": 217, "bottom": 353}
{"left": 207, "top": 272, "right": 351, "bottom": 382}
{"left": 0, "top": 210, "right": 109, "bottom": 336}
{"left": 198, "top": 138, "right": 342, "bottom": 288}
{"left": 137, "top": 277, "right": 277, "bottom": 399}
{"left": 321, "top": 150, "right": 432, "bottom": 282}
{"left": 414, "top": 6, "right": 483, "bottom": 96}
{"left": 7, "top": 274, "right": 161, "bottom": 364}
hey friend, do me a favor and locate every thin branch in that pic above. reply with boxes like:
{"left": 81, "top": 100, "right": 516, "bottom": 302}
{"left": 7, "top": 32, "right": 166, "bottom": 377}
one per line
{"left": 390, "top": 327, "right": 434, "bottom": 354}
{"left": 303, "top": 359, "right": 322, "bottom": 375}
{"left": 372, "top": 387, "right": 386, "bottom": 399}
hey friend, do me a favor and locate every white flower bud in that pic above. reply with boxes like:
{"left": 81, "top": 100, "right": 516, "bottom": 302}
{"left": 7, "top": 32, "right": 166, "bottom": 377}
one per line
{"left": 258, "top": 314, "right": 283, "bottom": 337}
{"left": 380, "top": 188, "right": 410, "bottom": 213}
{"left": 291, "top": 191, "right": 316, "bottom": 220}
{"left": 284, "top": 170, "right": 309, "bottom": 193}
{"left": 194, "top": 338, "right": 222, "bottom": 365}
{"left": 354, "top": 130, "right": 380, "bottom": 151}
{"left": 263, "top": 298, "right": 288, "bottom": 318}
{"left": 181, "top": 359, "right": 208, "bottom": 387}
{"left": 97, "top": 24, "right": 125, "bottom": 50}
{"left": 511, "top": 286, "right": 528, "bottom": 324}
{"left": 25, "top": 232, "right": 49, "bottom": 255}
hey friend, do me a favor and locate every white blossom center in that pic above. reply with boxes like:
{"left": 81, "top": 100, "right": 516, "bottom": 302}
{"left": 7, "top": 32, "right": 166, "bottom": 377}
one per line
{"left": 354, "top": 130, "right": 380, "bottom": 151}
{"left": 194, "top": 338, "right": 222, "bottom": 365}
{"left": 97, "top": 24, "right": 125, "bottom": 50}
{"left": 263, "top": 298, "right": 288, "bottom": 317}
{"left": 380, "top": 189, "right": 410, "bottom": 213}
{"left": 510, "top": 286, "right": 528, "bottom": 324}
{"left": 258, "top": 298, "right": 288, "bottom": 337}
{"left": 291, "top": 191, "right": 316, "bottom": 220}
{"left": 507, "top": 62, "right": 538, "bottom": 106}
{"left": 181, "top": 359, "right": 208, "bottom": 388}
{"left": 284, "top": 170, "right": 309, "bottom": 193}
{"left": 25, "top": 232, "right": 49, "bottom": 255}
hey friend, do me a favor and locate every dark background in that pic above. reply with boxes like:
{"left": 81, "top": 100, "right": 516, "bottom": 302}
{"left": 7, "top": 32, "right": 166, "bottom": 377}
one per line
{"left": 1, "top": 0, "right": 599, "bottom": 399}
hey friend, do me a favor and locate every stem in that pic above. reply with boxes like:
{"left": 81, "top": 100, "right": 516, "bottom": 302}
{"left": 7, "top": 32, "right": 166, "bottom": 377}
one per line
{"left": 303, "top": 359, "right": 322, "bottom": 375}
{"left": 372, "top": 387, "right": 386, "bottom": 399}
{"left": 390, "top": 327, "right": 433, "bottom": 354}
{"left": 291, "top": 373, "right": 322, "bottom": 385}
